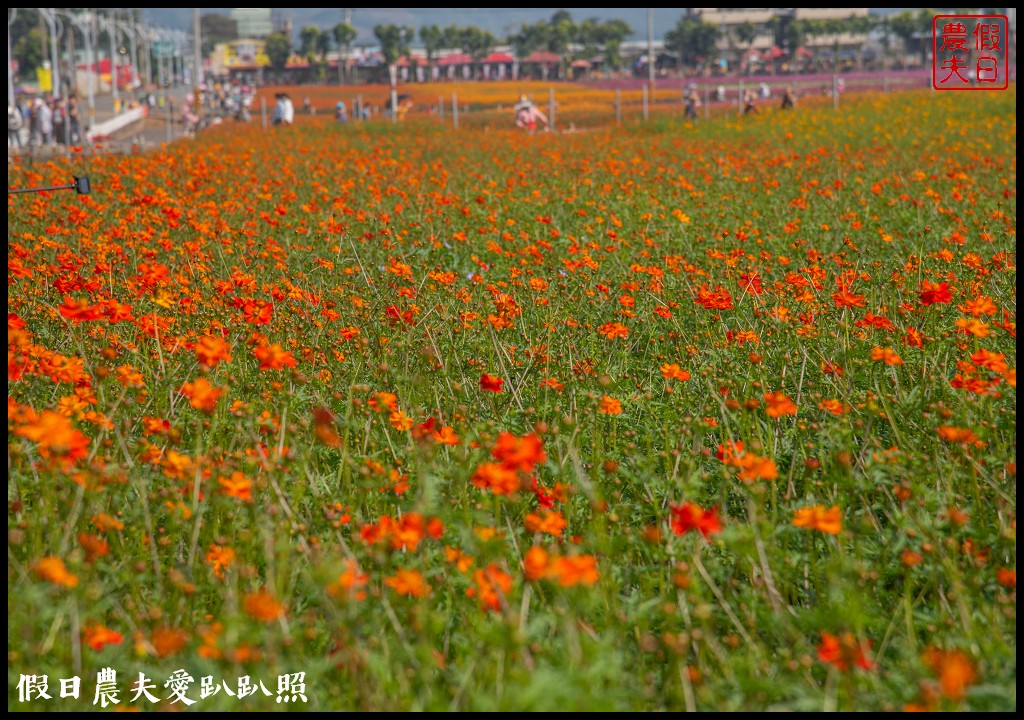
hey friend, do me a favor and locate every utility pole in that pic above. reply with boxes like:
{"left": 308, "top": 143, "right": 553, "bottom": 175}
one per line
{"left": 647, "top": 8, "right": 655, "bottom": 94}
{"left": 39, "top": 9, "right": 62, "bottom": 99}
{"left": 108, "top": 11, "right": 119, "bottom": 111}
{"left": 7, "top": 9, "right": 17, "bottom": 106}
{"left": 193, "top": 8, "right": 202, "bottom": 108}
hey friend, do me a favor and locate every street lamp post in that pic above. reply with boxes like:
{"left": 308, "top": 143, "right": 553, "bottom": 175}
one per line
{"left": 67, "top": 11, "right": 97, "bottom": 130}
{"left": 134, "top": 24, "right": 152, "bottom": 87}
{"left": 125, "top": 14, "right": 139, "bottom": 90}
{"left": 39, "top": 8, "right": 62, "bottom": 99}
{"left": 101, "top": 12, "right": 120, "bottom": 111}
{"left": 8, "top": 9, "right": 17, "bottom": 107}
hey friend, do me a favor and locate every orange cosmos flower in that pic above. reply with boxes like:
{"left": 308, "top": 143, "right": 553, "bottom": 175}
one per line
{"left": 936, "top": 426, "right": 978, "bottom": 444}
{"left": 660, "top": 363, "right": 691, "bottom": 381}
{"left": 83, "top": 624, "right": 125, "bottom": 651}
{"left": 78, "top": 533, "right": 110, "bottom": 562}
{"left": 444, "top": 546, "right": 474, "bottom": 574}
{"left": 539, "top": 376, "right": 564, "bottom": 391}
{"left": 669, "top": 502, "right": 723, "bottom": 539}
{"left": 870, "top": 346, "right": 904, "bottom": 365}
{"left": 205, "top": 544, "right": 236, "bottom": 579}
{"left": 817, "top": 631, "right": 875, "bottom": 671}
{"left": 243, "top": 589, "right": 286, "bottom": 622}
{"left": 471, "top": 462, "right": 521, "bottom": 496}
{"left": 479, "top": 373, "right": 504, "bottom": 393}
{"left": 695, "top": 286, "right": 734, "bottom": 310}
{"left": 921, "top": 647, "right": 976, "bottom": 701}
{"left": 492, "top": 432, "right": 546, "bottom": 472}
{"left": 818, "top": 398, "right": 851, "bottom": 416}
{"left": 433, "top": 425, "right": 459, "bottom": 445}
{"left": 996, "top": 568, "right": 1015, "bottom": 589}
{"left": 116, "top": 364, "right": 146, "bottom": 388}
{"left": 832, "top": 289, "right": 866, "bottom": 308}
{"left": 34, "top": 556, "right": 79, "bottom": 588}
{"left": 195, "top": 335, "right": 232, "bottom": 367}
{"left": 151, "top": 627, "right": 189, "bottom": 657}
{"left": 599, "top": 395, "right": 623, "bottom": 415}
{"left": 735, "top": 453, "right": 779, "bottom": 482}
{"left": 792, "top": 505, "right": 842, "bottom": 534}
{"left": 466, "top": 564, "right": 514, "bottom": 611}
{"left": 550, "top": 555, "right": 600, "bottom": 587}
{"left": 368, "top": 391, "right": 399, "bottom": 412}
{"left": 13, "top": 409, "right": 91, "bottom": 468}
{"left": 959, "top": 295, "right": 998, "bottom": 317}
{"left": 252, "top": 343, "right": 297, "bottom": 370}
{"left": 764, "top": 391, "right": 797, "bottom": 418}
{"left": 92, "top": 513, "right": 125, "bottom": 532}
{"left": 179, "top": 377, "right": 225, "bottom": 413}
{"left": 390, "top": 512, "right": 443, "bottom": 551}
{"left": 389, "top": 410, "right": 413, "bottom": 431}
{"left": 523, "top": 546, "right": 551, "bottom": 581}
{"left": 218, "top": 471, "right": 253, "bottom": 502}
{"left": 326, "top": 558, "right": 369, "bottom": 601}
{"left": 58, "top": 295, "right": 106, "bottom": 323}
{"left": 970, "top": 349, "right": 1007, "bottom": 373}
{"left": 524, "top": 509, "right": 568, "bottom": 536}
{"left": 598, "top": 321, "right": 630, "bottom": 339}
{"left": 716, "top": 440, "right": 746, "bottom": 465}
{"left": 954, "top": 318, "right": 990, "bottom": 338}
{"left": 385, "top": 568, "right": 431, "bottom": 598}
{"left": 918, "top": 281, "right": 953, "bottom": 306}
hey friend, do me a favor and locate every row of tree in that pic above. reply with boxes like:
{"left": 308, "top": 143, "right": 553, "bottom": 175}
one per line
{"left": 272, "top": 11, "right": 635, "bottom": 83}
{"left": 8, "top": 8, "right": 1004, "bottom": 87}
{"left": 273, "top": 8, "right": 997, "bottom": 82}
{"left": 663, "top": 9, "right": 1003, "bottom": 75}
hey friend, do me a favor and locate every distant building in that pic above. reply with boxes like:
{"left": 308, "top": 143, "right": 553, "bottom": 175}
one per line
{"left": 687, "top": 8, "right": 870, "bottom": 70}
{"left": 230, "top": 8, "right": 274, "bottom": 39}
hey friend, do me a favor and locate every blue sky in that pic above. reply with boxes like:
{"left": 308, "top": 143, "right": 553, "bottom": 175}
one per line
{"left": 145, "top": 8, "right": 908, "bottom": 46}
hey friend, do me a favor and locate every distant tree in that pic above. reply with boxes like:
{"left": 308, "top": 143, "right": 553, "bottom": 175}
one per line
{"left": 509, "top": 22, "right": 544, "bottom": 61}
{"left": 300, "top": 25, "right": 320, "bottom": 62}
{"left": 596, "top": 19, "right": 633, "bottom": 76}
{"left": 333, "top": 21, "right": 357, "bottom": 84}
{"left": 783, "top": 18, "right": 806, "bottom": 58}
{"left": 10, "top": 9, "right": 45, "bottom": 78}
{"left": 420, "top": 24, "right": 444, "bottom": 74}
{"left": 736, "top": 21, "right": 757, "bottom": 74}
{"left": 802, "top": 19, "right": 829, "bottom": 67}
{"left": 264, "top": 32, "right": 292, "bottom": 74}
{"left": 459, "top": 26, "right": 497, "bottom": 79}
{"left": 200, "top": 14, "right": 238, "bottom": 58}
{"left": 299, "top": 25, "right": 329, "bottom": 81}
{"left": 374, "top": 23, "right": 415, "bottom": 84}
{"left": 846, "top": 14, "right": 872, "bottom": 69}
{"left": 888, "top": 11, "right": 918, "bottom": 67}
{"left": 914, "top": 8, "right": 935, "bottom": 66}
{"left": 547, "top": 11, "right": 575, "bottom": 55}
{"left": 374, "top": 23, "right": 414, "bottom": 66}
{"left": 576, "top": 18, "right": 603, "bottom": 59}
{"left": 441, "top": 24, "right": 462, "bottom": 53}
{"left": 665, "top": 17, "right": 719, "bottom": 75}
{"left": 873, "top": 15, "right": 893, "bottom": 69}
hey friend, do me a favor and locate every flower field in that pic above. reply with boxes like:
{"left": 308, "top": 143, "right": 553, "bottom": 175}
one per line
{"left": 7, "top": 86, "right": 1016, "bottom": 711}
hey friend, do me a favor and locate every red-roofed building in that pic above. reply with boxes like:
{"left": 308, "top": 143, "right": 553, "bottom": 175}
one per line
{"left": 481, "top": 51, "right": 516, "bottom": 80}
{"left": 519, "top": 50, "right": 563, "bottom": 80}
{"left": 436, "top": 52, "right": 475, "bottom": 80}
